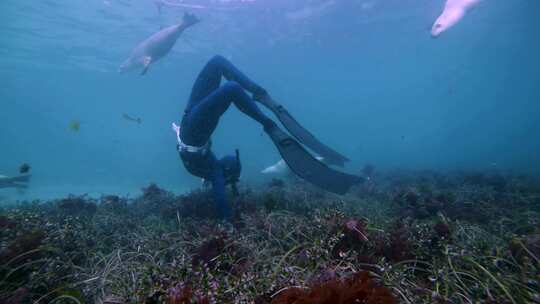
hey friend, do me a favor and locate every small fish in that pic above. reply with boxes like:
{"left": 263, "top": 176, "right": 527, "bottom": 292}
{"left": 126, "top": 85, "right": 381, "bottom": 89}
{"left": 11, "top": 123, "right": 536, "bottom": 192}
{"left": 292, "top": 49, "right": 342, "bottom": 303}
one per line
{"left": 19, "top": 163, "right": 31, "bottom": 174}
{"left": 69, "top": 120, "right": 81, "bottom": 132}
{"left": 122, "top": 114, "right": 142, "bottom": 124}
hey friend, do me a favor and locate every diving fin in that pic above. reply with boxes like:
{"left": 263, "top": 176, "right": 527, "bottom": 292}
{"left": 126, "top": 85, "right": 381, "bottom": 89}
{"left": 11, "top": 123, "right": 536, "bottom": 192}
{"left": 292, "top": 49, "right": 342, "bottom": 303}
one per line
{"left": 265, "top": 125, "right": 363, "bottom": 195}
{"left": 257, "top": 95, "right": 350, "bottom": 167}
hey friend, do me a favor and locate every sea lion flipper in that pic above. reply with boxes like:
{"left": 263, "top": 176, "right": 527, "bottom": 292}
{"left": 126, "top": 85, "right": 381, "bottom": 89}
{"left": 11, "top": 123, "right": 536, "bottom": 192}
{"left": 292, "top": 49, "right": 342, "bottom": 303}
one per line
{"left": 141, "top": 56, "right": 152, "bottom": 75}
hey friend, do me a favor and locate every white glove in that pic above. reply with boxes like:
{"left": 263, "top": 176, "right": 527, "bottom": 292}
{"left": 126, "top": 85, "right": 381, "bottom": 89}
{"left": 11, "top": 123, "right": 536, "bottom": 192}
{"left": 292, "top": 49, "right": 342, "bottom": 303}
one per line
{"left": 172, "top": 122, "right": 181, "bottom": 144}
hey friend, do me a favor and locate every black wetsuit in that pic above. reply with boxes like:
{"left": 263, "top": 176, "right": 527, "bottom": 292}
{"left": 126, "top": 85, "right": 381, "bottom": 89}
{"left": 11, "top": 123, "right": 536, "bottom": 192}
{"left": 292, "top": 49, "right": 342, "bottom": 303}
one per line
{"left": 178, "top": 55, "right": 275, "bottom": 219}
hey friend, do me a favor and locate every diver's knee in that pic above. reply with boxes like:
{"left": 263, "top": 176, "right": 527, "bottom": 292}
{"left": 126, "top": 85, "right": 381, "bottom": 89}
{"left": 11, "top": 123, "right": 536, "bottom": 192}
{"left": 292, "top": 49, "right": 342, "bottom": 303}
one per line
{"left": 222, "top": 81, "right": 242, "bottom": 94}
{"left": 208, "top": 55, "right": 227, "bottom": 68}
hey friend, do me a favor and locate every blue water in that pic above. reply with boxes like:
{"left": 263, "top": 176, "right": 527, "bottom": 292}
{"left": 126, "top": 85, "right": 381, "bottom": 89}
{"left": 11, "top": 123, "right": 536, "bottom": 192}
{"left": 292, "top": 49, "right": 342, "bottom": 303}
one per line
{"left": 1, "top": 0, "right": 539, "bottom": 200}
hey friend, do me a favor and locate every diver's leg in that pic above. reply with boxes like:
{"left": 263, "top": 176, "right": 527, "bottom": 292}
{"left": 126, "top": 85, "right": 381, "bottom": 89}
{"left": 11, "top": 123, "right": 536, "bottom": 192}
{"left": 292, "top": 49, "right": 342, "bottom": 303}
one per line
{"left": 187, "top": 57, "right": 224, "bottom": 108}
{"left": 210, "top": 55, "right": 264, "bottom": 94}
{"left": 184, "top": 81, "right": 275, "bottom": 143}
{"left": 187, "top": 55, "right": 265, "bottom": 112}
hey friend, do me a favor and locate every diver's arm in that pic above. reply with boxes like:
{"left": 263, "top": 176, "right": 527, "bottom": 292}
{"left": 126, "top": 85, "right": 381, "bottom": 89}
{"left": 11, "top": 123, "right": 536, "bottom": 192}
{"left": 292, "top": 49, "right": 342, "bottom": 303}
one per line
{"left": 210, "top": 167, "right": 232, "bottom": 220}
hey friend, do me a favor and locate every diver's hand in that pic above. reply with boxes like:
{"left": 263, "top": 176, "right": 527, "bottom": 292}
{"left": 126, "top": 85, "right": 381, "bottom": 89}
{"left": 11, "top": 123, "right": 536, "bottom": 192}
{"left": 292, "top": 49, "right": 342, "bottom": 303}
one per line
{"left": 172, "top": 122, "right": 181, "bottom": 143}
{"left": 182, "top": 12, "right": 200, "bottom": 27}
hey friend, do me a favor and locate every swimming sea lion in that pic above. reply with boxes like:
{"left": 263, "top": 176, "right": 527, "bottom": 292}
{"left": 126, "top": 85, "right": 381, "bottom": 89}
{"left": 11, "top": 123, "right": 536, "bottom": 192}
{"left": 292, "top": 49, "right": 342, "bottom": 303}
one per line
{"left": 431, "top": 0, "right": 481, "bottom": 37}
{"left": 119, "top": 12, "right": 199, "bottom": 75}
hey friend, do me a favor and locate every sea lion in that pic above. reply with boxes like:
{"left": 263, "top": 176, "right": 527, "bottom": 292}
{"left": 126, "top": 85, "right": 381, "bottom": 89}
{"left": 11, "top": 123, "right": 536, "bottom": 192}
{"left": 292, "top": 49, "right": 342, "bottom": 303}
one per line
{"left": 431, "top": 0, "right": 481, "bottom": 37}
{"left": 119, "top": 12, "right": 199, "bottom": 75}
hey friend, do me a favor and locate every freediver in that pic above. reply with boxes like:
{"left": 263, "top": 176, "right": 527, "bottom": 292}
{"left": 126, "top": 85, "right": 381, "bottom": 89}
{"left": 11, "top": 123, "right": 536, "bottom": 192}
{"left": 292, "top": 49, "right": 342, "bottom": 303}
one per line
{"left": 172, "top": 55, "right": 363, "bottom": 221}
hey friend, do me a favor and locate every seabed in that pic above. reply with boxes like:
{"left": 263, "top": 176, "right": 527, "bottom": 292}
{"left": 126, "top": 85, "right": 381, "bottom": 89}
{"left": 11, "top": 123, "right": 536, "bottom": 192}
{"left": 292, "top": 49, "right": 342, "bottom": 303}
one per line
{"left": 1, "top": 171, "right": 539, "bottom": 303}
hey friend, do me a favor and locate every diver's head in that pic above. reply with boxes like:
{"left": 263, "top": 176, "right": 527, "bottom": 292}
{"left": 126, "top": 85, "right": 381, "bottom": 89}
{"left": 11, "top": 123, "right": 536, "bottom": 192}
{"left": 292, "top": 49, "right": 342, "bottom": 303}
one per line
{"left": 219, "top": 149, "right": 241, "bottom": 185}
